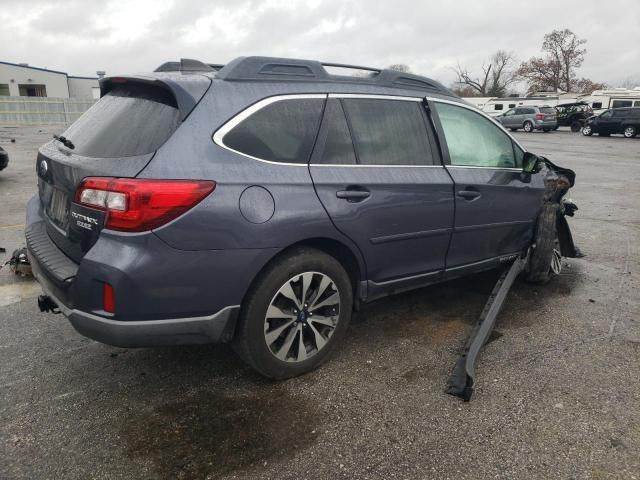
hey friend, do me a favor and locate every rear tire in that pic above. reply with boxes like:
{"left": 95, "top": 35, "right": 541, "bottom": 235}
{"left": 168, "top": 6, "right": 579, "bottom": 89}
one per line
{"left": 570, "top": 121, "right": 581, "bottom": 132}
{"left": 232, "top": 247, "right": 353, "bottom": 379}
{"left": 624, "top": 126, "right": 637, "bottom": 138}
{"left": 523, "top": 121, "right": 534, "bottom": 133}
{"left": 526, "top": 204, "right": 561, "bottom": 284}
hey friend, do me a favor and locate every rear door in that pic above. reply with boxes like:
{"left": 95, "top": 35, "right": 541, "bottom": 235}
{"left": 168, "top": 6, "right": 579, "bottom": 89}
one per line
{"left": 310, "top": 95, "right": 454, "bottom": 284}
{"left": 36, "top": 80, "right": 201, "bottom": 262}
{"left": 429, "top": 99, "right": 545, "bottom": 269}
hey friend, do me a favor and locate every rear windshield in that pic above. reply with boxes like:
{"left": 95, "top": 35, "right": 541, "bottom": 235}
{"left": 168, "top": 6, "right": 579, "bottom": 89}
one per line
{"left": 540, "top": 107, "right": 556, "bottom": 114}
{"left": 61, "top": 83, "right": 180, "bottom": 158}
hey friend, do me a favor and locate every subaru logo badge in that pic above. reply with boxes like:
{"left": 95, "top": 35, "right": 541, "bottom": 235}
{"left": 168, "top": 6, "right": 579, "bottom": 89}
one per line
{"left": 39, "top": 160, "right": 48, "bottom": 176}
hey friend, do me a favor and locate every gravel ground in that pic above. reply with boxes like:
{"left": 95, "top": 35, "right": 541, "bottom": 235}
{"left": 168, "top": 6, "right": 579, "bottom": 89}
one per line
{"left": 0, "top": 126, "right": 639, "bottom": 480}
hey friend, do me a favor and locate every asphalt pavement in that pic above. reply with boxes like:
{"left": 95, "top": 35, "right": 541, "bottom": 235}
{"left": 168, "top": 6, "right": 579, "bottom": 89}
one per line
{"left": 1, "top": 126, "right": 639, "bottom": 479}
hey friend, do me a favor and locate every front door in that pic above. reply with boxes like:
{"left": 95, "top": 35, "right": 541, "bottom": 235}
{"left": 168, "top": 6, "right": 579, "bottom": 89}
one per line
{"left": 595, "top": 110, "right": 617, "bottom": 134}
{"left": 310, "top": 96, "right": 454, "bottom": 285}
{"left": 501, "top": 108, "right": 518, "bottom": 128}
{"left": 428, "top": 99, "right": 545, "bottom": 269}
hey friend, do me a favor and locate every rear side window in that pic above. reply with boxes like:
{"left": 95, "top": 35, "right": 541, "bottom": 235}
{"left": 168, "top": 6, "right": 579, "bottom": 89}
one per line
{"left": 62, "top": 84, "right": 180, "bottom": 158}
{"left": 342, "top": 99, "right": 434, "bottom": 166}
{"left": 433, "top": 102, "right": 518, "bottom": 168}
{"left": 223, "top": 98, "right": 324, "bottom": 164}
{"left": 612, "top": 100, "right": 633, "bottom": 109}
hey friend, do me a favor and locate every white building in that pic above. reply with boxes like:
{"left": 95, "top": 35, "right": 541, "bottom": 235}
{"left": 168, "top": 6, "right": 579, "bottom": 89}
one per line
{"left": 0, "top": 61, "right": 101, "bottom": 98}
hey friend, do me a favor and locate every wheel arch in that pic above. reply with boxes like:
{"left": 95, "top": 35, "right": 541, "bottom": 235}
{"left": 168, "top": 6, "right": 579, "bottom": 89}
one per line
{"left": 239, "top": 237, "right": 367, "bottom": 321}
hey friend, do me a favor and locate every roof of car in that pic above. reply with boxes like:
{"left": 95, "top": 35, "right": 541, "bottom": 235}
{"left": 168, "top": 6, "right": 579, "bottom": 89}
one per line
{"left": 153, "top": 56, "right": 457, "bottom": 98}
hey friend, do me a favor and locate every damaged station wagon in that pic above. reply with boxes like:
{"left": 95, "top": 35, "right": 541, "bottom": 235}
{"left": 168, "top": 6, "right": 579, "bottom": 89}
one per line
{"left": 27, "top": 57, "right": 579, "bottom": 379}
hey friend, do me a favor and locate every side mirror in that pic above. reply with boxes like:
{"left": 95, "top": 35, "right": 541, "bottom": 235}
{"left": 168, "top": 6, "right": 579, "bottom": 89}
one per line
{"left": 522, "top": 152, "right": 542, "bottom": 174}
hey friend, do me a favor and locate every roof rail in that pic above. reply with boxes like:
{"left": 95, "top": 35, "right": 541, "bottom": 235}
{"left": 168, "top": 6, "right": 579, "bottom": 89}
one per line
{"left": 154, "top": 58, "right": 216, "bottom": 73}
{"left": 214, "top": 56, "right": 454, "bottom": 96}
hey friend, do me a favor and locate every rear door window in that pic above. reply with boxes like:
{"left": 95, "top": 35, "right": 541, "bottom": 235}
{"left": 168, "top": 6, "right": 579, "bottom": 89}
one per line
{"left": 313, "top": 99, "right": 357, "bottom": 165}
{"left": 342, "top": 98, "right": 434, "bottom": 166}
{"left": 222, "top": 98, "right": 324, "bottom": 164}
{"left": 62, "top": 83, "right": 180, "bottom": 158}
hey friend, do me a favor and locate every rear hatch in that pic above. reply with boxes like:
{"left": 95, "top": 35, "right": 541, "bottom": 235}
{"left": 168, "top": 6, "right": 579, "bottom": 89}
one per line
{"left": 36, "top": 75, "right": 211, "bottom": 263}
{"left": 539, "top": 106, "right": 557, "bottom": 122}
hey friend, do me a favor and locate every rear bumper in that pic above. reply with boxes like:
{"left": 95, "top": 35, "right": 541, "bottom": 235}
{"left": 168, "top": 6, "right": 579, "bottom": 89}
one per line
{"left": 29, "top": 233, "right": 241, "bottom": 346}
{"left": 37, "top": 275, "right": 239, "bottom": 346}
{"left": 534, "top": 120, "right": 557, "bottom": 129}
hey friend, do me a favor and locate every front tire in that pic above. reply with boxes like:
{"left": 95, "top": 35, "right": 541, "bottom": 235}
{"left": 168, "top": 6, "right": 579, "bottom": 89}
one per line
{"left": 523, "top": 121, "right": 534, "bottom": 133}
{"left": 582, "top": 125, "right": 593, "bottom": 136}
{"left": 526, "top": 204, "right": 561, "bottom": 284}
{"left": 233, "top": 247, "right": 353, "bottom": 379}
{"left": 624, "top": 126, "right": 637, "bottom": 138}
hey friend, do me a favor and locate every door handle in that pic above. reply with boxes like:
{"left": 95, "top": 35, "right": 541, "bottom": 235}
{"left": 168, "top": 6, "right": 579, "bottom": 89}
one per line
{"left": 457, "top": 190, "right": 481, "bottom": 200}
{"left": 336, "top": 187, "right": 371, "bottom": 202}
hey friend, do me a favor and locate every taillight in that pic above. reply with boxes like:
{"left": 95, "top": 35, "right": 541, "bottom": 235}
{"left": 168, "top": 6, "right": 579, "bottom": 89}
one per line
{"left": 535, "top": 113, "right": 545, "bottom": 120}
{"left": 75, "top": 178, "right": 215, "bottom": 232}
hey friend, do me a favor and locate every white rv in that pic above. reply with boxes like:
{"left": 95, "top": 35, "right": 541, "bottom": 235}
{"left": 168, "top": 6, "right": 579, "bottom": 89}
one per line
{"left": 475, "top": 97, "right": 559, "bottom": 116}
{"left": 580, "top": 88, "right": 640, "bottom": 114}
{"left": 463, "top": 93, "right": 579, "bottom": 116}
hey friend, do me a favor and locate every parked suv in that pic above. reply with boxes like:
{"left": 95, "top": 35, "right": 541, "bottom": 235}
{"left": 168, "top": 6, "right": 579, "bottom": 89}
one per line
{"left": 27, "top": 57, "right": 577, "bottom": 379}
{"left": 582, "top": 107, "right": 640, "bottom": 138}
{"left": 496, "top": 106, "right": 558, "bottom": 132}
{"left": 554, "top": 102, "right": 592, "bottom": 132}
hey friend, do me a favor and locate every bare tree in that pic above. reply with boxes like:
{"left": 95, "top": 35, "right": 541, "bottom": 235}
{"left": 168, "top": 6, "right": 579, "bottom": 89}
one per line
{"left": 517, "top": 29, "right": 588, "bottom": 93}
{"left": 453, "top": 50, "right": 517, "bottom": 97}
{"left": 619, "top": 77, "right": 640, "bottom": 89}
{"left": 574, "top": 78, "right": 607, "bottom": 94}
{"left": 449, "top": 84, "right": 482, "bottom": 97}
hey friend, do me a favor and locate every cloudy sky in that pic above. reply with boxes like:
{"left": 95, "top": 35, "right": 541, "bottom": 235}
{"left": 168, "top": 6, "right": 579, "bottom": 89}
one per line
{"left": 1, "top": 0, "right": 639, "bottom": 89}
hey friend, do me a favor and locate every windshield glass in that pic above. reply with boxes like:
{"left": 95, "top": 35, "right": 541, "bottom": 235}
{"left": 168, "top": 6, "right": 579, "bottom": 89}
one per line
{"left": 61, "top": 83, "right": 180, "bottom": 158}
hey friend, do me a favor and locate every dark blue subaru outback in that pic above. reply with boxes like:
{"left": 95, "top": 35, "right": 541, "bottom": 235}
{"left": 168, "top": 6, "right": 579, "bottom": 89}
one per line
{"left": 27, "top": 57, "right": 578, "bottom": 379}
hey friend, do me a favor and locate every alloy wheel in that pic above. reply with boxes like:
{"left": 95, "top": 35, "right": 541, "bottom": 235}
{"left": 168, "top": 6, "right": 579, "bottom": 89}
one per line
{"left": 264, "top": 272, "right": 340, "bottom": 362}
{"left": 624, "top": 127, "right": 635, "bottom": 138}
{"left": 550, "top": 237, "right": 562, "bottom": 275}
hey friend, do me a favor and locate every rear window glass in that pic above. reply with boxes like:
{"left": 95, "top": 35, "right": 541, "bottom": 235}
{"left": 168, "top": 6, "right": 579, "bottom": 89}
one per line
{"left": 223, "top": 98, "right": 324, "bottom": 164}
{"left": 540, "top": 107, "right": 556, "bottom": 114}
{"left": 62, "top": 83, "right": 180, "bottom": 158}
